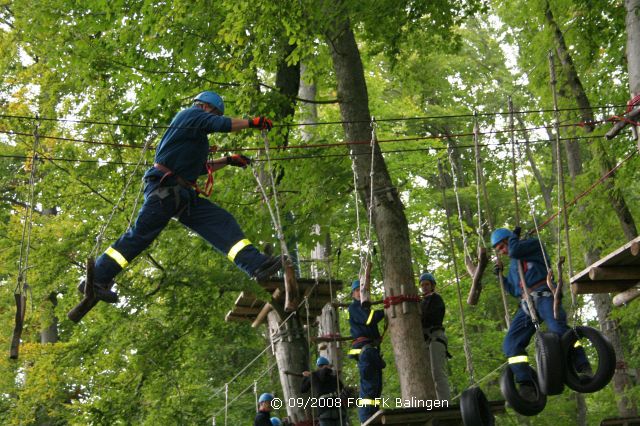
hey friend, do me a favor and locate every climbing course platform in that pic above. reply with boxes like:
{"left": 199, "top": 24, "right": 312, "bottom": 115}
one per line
{"left": 225, "top": 278, "right": 342, "bottom": 327}
{"left": 570, "top": 236, "right": 640, "bottom": 305}
{"left": 362, "top": 400, "right": 505, "bottom": 426}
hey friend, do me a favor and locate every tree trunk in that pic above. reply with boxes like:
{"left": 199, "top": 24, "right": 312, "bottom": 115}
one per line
{"left": 40, "top": 292, "right": 59, "bottom": 344}
{"left": 327, "top": 19, "right": 433, "bottom": 399}
{"left": 317, "top": 304, "right": 343, "bottom": 372}
{"left": 298, "top": 62, "right": 318, "bottom": 143}
{"left": 267, "top": 306, "right": 310, "bottom": 422}
{"left": 626, "top": 0, "right": 640, "bottom": 96}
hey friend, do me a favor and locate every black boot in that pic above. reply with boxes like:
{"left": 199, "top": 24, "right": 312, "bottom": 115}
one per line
{"left": 77, "top": 280, "right": 119, "bottom": 304}
{"left": 252, "top": 256, "right": 284, "bottom": 281}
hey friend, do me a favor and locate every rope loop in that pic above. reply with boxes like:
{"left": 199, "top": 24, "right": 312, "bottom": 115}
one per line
{"left": 383, "top": 294, "right": 421, "bottom": 309}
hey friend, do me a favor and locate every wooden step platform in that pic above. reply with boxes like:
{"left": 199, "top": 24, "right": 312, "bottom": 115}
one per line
{"left": 225, "top": 278, "right": 343, "bottom": 326}
{"left": 570, "top": 236, "right": 640, "bottom": 298}
{"left": 362, "top": 400, "right": 505, "bottom": 425}
{"left": 600, "top": 416, "right": 640, "bottom": 426}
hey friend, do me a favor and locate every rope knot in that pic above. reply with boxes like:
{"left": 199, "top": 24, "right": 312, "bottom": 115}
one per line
{"left": 383, "top": 294, "right": 421, "bottom": 309}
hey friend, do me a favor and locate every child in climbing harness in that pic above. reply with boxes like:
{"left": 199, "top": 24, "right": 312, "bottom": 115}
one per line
{"left": 419, "top": 272, "right": 452, "bottom": 402}
{"left": 492, "top": 227, "right": 592, "bottom": 401}
{"left": 348, "top": 280, "right": 386, "bottom": 424}
{"left": 79, "top": 90, "right": 282, "bottom": 304}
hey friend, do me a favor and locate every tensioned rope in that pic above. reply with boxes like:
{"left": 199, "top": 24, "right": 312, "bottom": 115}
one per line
{"left": 0, "top": 118, "right": 623, "bottom": 153}
{"left": 89, "top": 129, "right": 157, "bottom": 258}
{"left": 0, "top": 103, "right": 627, "bottom": 129}
{"left": 439, "top": 158, "right": 476, "bottom": 384}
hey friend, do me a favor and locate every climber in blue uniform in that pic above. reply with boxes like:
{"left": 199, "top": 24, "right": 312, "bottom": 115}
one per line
{"left": 492, "top": 227, "right": 591, "bottom": 400}
{"left": 80, "top": 91, "right": 281, "bottom": 303}
{"left": 348, "top": 280, "right": 385, "bottom": 423}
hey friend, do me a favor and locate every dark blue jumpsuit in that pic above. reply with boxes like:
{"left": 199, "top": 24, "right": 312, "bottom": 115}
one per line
{"left": 500, "top": 234, "right": 588, "bottom": 383}
{"left": 348, "top": 301, "right": 385, "bottom": 423}
{"left": 93, "top": 106, "right": 268, "bottom": 285}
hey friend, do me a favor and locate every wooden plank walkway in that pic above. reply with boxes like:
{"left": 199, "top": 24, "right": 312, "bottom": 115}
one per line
{"left": 362, "top": 400, "right": 505, "bottom": 425}
{"left": 225, "top": 278, "right": 343, "bottom": 326}
{"left": 570, "top": 236, "right": 640, "bottom": 297}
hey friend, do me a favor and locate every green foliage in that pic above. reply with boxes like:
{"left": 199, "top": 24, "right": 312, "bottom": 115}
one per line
{"left": 0, "top": 0, "right": 638, "bottom": 424}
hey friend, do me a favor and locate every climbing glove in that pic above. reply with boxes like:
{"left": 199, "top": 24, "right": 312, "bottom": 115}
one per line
{"left": 248, "top": 116, "right": 273, "bottom": 131}
{"left": 512, "top": 226, "right": 522, "bottom": 238}
{"left": 226, "top": 154, "right": 252, "bottom": 168}
{"left": 493, "top": 261, "right": 503, "bottom": 275}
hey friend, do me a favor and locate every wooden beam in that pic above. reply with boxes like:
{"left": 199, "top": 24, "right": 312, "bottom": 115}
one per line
{"left": 232, "top": 306, "right": 262, "bottom": 316}
{"left": 252, "top": 289, "right": 280, "bottom": 328}
{"left": 311, "top": 335, "right": 353, "bottom": 343}
{"left": 225, "top": 311, "right": 254, "bottom": 322}
{"left": 613, "top": 287, "right": 640, "bottom": 307}
{"left": 572, "top": 280, "right": 639, "bottom": 295}
{"left": 605, "top": 107, "right": 640, "bottom": 140}
{"left": 589, "top": 266, "right": 640, "bottom": 281}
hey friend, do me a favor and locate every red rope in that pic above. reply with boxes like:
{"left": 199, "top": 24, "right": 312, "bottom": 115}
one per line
{"left": 626, "top": 94, "right": 640, "bottom": 112}
{"left": 383, "top": 294, "right": 421, "bottom": 309}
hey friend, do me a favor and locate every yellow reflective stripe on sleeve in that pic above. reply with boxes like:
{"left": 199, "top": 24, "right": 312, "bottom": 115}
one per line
{"left": 508, "top": 355, "right": 529, "bottom": 364}
{"left": 348, "top": 349, "right": 362, "bottom": 356}
{"left": 574, "top": 341, "right": 583, "bottom": 348}
{"left": 366, "top": 309, "right": 375, "bottom": 325}
{"left": 227, "top": 239, "right": 252, "bottom": 261}
{"left": 360, "top": 399, "right": 380, "bottom": 406}
{"left": 105, "top": 247, "right": 128, "bottom": 269}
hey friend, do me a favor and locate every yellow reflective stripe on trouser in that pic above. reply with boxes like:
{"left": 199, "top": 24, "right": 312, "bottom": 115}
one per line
{"left": 366, "top": 309, "right": 375, "bottom": 325}
{"left": 227, "top": 239, "right": 251, "bottom": 261}
{"left": 105, "top": 247, "right": 128, "bottom": 269}
{"left": 361, "top": 398, "right": 380, "bottom": 406}
{"left": 348, "top": 348, "right": 362, "bottom": 356}
{"left": 508, "top": 355, "right": 529, "bottom": 364}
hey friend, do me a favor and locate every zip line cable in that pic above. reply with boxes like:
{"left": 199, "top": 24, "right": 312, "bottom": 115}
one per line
{"left": 0, "top": 117, "right": 624, "bottom": 153}
{"left": 0, "top": 103, "right": 627, "bottom": 130}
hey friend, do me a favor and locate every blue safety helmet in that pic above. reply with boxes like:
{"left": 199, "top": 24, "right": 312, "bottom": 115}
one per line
{"left": 351, "top": 280, "right": 361, "bottom": 292}
{"left": 316, "top": 356, "right": 330, "bottom": 367}
{"left": 491, "top": 228, "right": 513, "bottom": 247}
{"left": 270, "top": 418, "right": 282, "bottom": 426}
{"left": 419, "top": 272, "right": 436, "bottom": 285}
{"left": 258, "top": 393, "right": 274, "bottom": 403}
{"left": 193, "top": 90, "right": 224, "bottom": 114}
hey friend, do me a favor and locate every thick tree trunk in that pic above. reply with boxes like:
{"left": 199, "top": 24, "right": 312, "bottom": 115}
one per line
{"left": 327, "top": 19, "right": 433, "bottom": 399}
{"left": 317, "top": 304, "right": 343, "bottom": 372}
{"left": 626, "top": 0, "right": 640, "bottom": 96}
{"left": 298, "top": 62, "right": 318, "bottom": 143}
{"left": 267, "top": 307, "right": 310, "bottom": 422}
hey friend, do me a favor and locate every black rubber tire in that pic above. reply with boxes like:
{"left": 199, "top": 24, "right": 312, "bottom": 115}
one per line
{"left": 460, "top": 386, "right": 495, "bottom": 426}
{"left": 535, "top": 331, "right": 565, "bottom": 395}
{"left": 500, "top": 366, "right": 547, "bottom": 416}
{"left": 562, "top": 326, "right": 616, "bottom": 393}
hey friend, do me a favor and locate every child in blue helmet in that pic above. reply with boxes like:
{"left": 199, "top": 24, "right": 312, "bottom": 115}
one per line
{"left": 492, "top": 227, "right": 590, "bottom": 401}
{"left": 301, "top": 356, "right": 346, "bottom": 426}
{"left": 81, "top": 91, "right": 280, "bottom": 307}
{"left": 255, "top": 393, "right": 275, "bottom": 426}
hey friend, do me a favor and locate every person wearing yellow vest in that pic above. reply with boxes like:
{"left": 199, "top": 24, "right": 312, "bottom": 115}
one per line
{"left": 348, "top": 280, "right": 385, "bottom": 423}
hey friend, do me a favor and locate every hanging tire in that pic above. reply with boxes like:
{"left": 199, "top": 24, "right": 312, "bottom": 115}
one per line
{"left": 535, "top": 331, "right": 565, "bottom": 395}
{"left": 500, "top": 366, "right": 547, "bottom": 416}
{"left": 460, "top": 386, "right": 495, "bottom": 426}
{"left": 562, "top": 326, "right": 616, "bottom": 393}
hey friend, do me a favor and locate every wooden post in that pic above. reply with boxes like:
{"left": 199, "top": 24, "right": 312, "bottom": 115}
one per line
{"left": 317, "top": 304, "right": 343, "bottom": 372}
{"left": 613, "top": 287, "right": 640, "bottom": 306}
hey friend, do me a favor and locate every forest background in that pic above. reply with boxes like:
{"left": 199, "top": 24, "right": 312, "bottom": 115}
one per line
{"left": 0, "top": 0, "right": 639, "bottom": 425}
